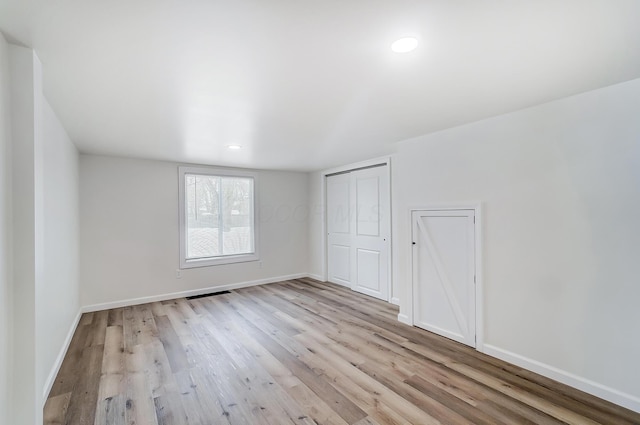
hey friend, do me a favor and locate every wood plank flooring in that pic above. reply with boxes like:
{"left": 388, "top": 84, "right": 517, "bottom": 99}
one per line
{"left": 45, "top": 278, "right": 640, "bottom": 424}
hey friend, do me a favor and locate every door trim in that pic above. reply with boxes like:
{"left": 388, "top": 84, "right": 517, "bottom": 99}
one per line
{"left": 321, "top": 156, "right": 393, "bottom": 302}
{"left": 409, "top": 203, "right": 483, "bottom": 351}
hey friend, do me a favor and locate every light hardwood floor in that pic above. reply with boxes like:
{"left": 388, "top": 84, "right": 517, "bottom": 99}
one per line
{"left": 45, "top": 278, "right": 640, "bottom": 424}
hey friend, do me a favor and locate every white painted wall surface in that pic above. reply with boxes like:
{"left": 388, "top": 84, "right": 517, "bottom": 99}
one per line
{"left": 38, "top": 99, "right": 80, "bottom": 400}
{"left": 9, "top": 43, "right": 40, "bottom": 425}
{"left": 80, "top": 155, "right": 309, "bottom": 307}
{"left": 393, "top": 78, "right": 640, "bottom": 408}
{"left": 2, "top": 43, "right": 80, "bottom": 423}
{"left": 0, "top": 32, "right": 13, "bottom": 425}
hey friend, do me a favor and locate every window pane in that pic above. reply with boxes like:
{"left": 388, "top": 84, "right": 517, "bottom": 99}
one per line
{"left": 221, "top": 177, "right": 253, "bottom": 255}
{"left": 186, "top": 174, "right": 220, "bottom": 259}
{"left": 180, "top": 167, "right": 258, "bottom": 267}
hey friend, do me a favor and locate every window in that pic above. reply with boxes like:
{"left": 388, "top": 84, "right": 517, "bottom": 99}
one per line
{"left": 179, "top": 166, "right": 258, "bottom": 268}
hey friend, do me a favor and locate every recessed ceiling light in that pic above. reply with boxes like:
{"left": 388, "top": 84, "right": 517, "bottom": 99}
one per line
{"left": 391, "top": 37, "right": 418, "bottom": 53}
{"left": 226, "top": 144, "right": 242, "bottom": 150}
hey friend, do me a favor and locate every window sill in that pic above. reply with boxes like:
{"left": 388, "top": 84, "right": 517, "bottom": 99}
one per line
{"left": 180, "top": 253, "right": 259, "bottom": 269}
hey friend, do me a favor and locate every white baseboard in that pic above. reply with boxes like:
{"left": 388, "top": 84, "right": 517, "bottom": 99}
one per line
{"left": 306, "top": 273, "right": 325, "bottom": 282}
{"left": 397, "top": 312, "right": 412, "bottom": 326}
{"left": 42, "top": 309, "right": 82, "bottom": 404}
{"left": 390, "top": 297, "right": 400, "bottom": 306}
{"left": 483, "top": 344, "right": 640, "bottom": 413}
{"left": 81, "top": 273, "right": 310, "bottom": 313}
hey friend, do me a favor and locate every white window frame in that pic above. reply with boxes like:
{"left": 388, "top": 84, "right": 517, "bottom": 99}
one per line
{"left": 179, "top": 166, "right": 259, "bottom": 268}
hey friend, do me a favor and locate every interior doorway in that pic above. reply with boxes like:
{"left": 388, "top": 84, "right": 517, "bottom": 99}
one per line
{"left": 412, "top": 208, "right": 477, "bottom": 347}
{"left": 326, "top": 162, "right": 390, "bottom": 301}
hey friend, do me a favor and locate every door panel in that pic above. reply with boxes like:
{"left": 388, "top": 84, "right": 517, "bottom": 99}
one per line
{"left": 327, "top": 174, "right": 351, "bottom": 287}
{"left": 351, "top": 167, "right": 389, "bottom": 300}
{"left": 330, "top": 244, "right": 351, "bottom": 283}
{"left": 355, "top": 176, "right": 380, "bottom": 236}
{"left": 327, "top": 177, "right": 350, "bottom": 234}
{"left": 413, "top": 210, "right": 475, "bottom": 347}
{"left": 356, "top": 248, "right": 380, "bottom": 292}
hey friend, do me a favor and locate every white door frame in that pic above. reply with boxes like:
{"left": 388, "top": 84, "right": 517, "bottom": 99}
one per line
{"left": 409, "top": 203, "right": 483, "bottom": 351}
{"left": 321, "top": 156, "right": 393, "bottom": 303}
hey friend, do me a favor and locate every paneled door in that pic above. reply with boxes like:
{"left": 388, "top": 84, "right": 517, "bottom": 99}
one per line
{"left": 351, "top": 166, "right": 389, "bottom": 300}
{"left": 327, "top": 166, "right": 390, "bottom": 301}
{"left": 412, "top": 209, "right": 476, "bottom": 347}
{"left": 326, "top": 173, "right": 352, "bottom": 287}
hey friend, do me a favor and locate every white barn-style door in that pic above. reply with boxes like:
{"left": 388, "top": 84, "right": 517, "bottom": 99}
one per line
{"left": 326, "top": 166, "right": 390, "bottom": 301}
{"left": 412, "top": 209, "right": 476, "bottom": 347}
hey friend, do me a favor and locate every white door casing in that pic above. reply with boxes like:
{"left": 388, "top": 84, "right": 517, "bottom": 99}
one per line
{"left": 326, "top": 165, "right": 390, "bottom": 301}
{"left": 412, "top": 209, "right": 476, "bottom": 347}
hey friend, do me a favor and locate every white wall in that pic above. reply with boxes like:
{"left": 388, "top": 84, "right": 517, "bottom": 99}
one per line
{"left": 9, "top": 43, "right": 41, "bottom": 425}
{"left": 38, "top": 99, "right": 80, "bottom": 400}
{"left": 80, "top": 154, "right": 309, "bottom": 307}
{"left": 392, "top": 78, "right": 640, "bottom": 409}
{"left": 2, "top": 41, "right": 80, "bottom": 424}
{"left": 0, "top": 31, "right": 13, "bottom": 425}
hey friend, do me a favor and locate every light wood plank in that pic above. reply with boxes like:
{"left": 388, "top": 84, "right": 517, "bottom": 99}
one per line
{"left": 43, "top": 393, "right": 71, "bottom": 425}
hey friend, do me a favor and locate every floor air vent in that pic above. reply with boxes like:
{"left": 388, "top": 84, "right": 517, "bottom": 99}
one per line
{"left": 186, "top": 290, "right": 231, "bottom": 300}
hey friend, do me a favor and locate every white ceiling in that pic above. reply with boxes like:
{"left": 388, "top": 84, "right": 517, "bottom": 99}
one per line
{"left": 1, "top": 0, "right": 639, "bottom": 171}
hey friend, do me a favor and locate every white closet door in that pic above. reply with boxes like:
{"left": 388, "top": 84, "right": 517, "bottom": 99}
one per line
{"left": 327, "top": 173, "right": 352, "bottom": 287}
{"left": 326, "top": 166, "right": 390, "bottom": 301}
{"left": 350, "top": 166, "right": 389, "bottom": 300}
{"left": 412, "top": 210, "right": 476, "bottom": 347}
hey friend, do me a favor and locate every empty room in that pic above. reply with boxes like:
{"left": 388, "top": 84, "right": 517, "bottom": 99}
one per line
{"left": 1, "top": 1, "right": 640, "bottom": 424}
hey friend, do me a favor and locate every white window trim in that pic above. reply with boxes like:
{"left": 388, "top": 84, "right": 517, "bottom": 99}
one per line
{"left": 178, "top": 166, "right": 259, "bottom": 269}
